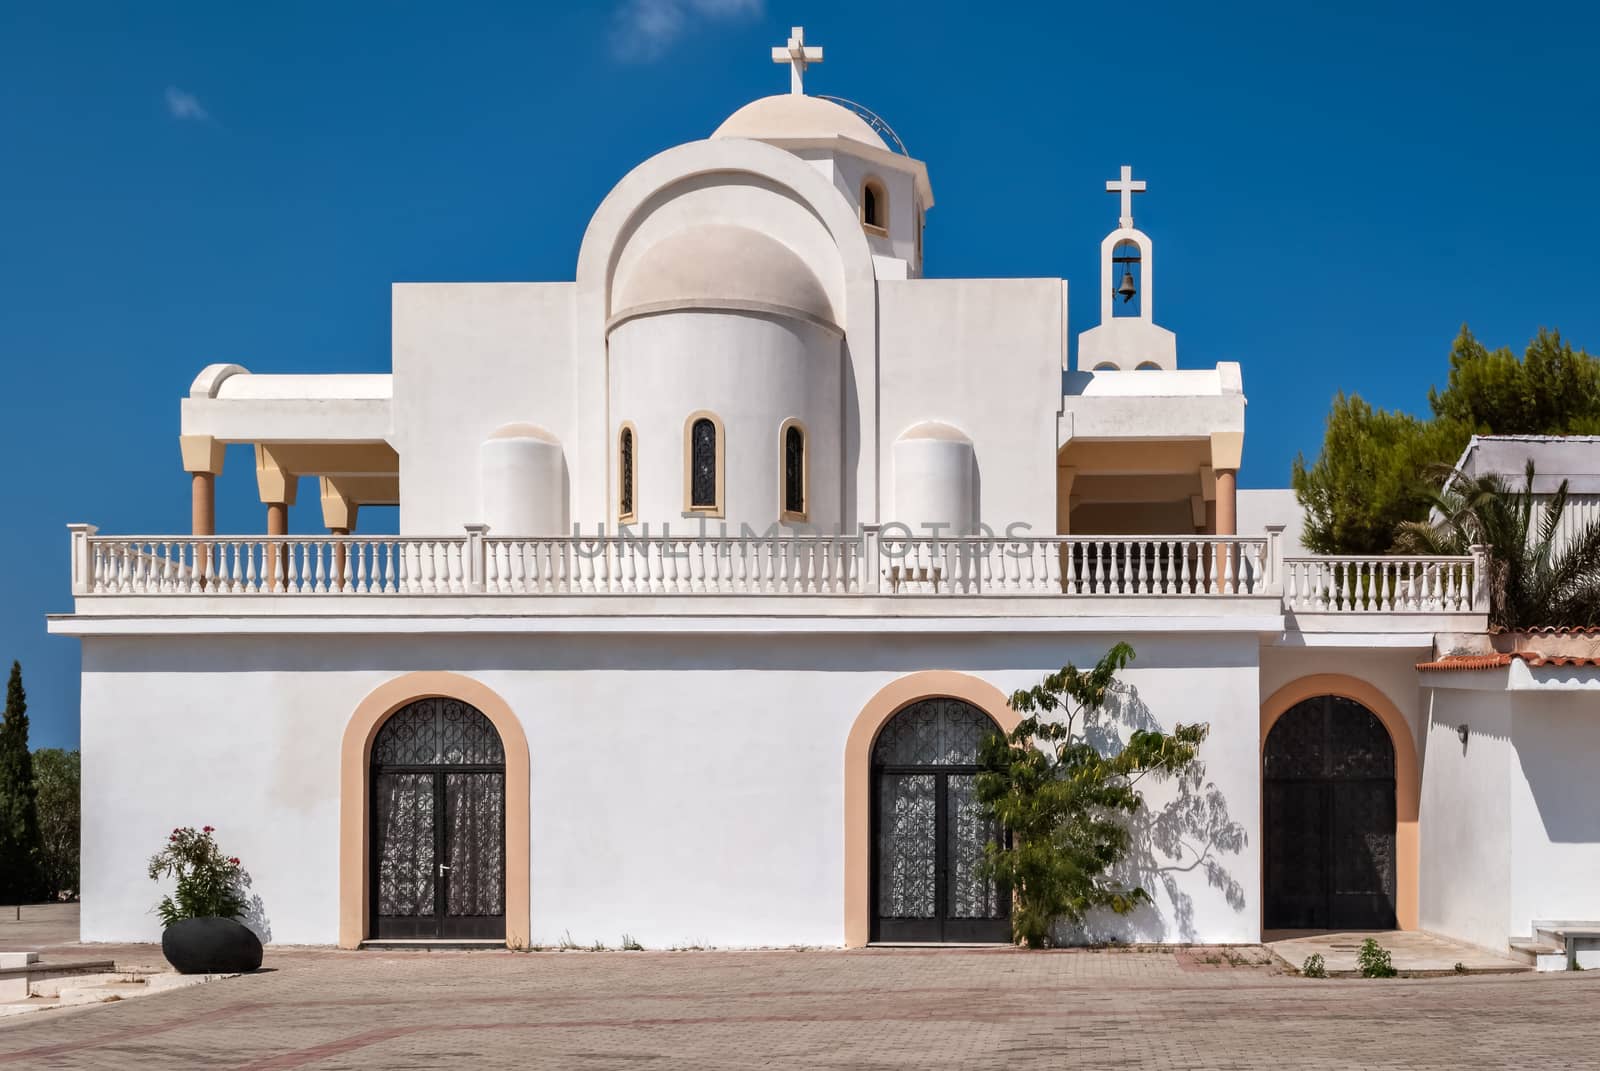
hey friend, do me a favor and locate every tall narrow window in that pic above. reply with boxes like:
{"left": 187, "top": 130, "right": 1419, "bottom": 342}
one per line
{"left": 618, "top": 424, "right": 636, "bottom": 522}
{"left": 782, "top": 421, "right": 807, "bottom": 519}
{"left": 686, "top": 414, "right": 722, "bottom": 514}
{"left": 861, "top": 178, "right": 888, "bottom": 233}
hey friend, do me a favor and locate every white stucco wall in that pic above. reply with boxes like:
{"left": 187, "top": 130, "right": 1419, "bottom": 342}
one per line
{"left": 608, "top": 310, "right": 842, "bottom": 532}
{"left": 1418, "top": 687, "right": 1514, "bottom": 952}
{"left": 877, "top": 278, "right": 1064, "bottom": 538}
{"left": 392, "top": 283, "right": 577, "bottom": 536}
{"left": 1509, "top": 692, "right": 1600, "bottom": 933}
{"left": 79, "top": 631, "right": 1262, "bottom": 948}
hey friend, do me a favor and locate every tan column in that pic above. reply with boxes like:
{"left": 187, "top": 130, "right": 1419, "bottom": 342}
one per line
{"left": 1215, "top": 469, "right": 1238, "bottom": 536}
{"left": 256, "top": 446, "right": 299, "bottom": 591}
{"left": 180, "top": 435, "right": 226, "bottom": 585}
{"left": 321, "top": 478, "right": 358, "bottom": 591}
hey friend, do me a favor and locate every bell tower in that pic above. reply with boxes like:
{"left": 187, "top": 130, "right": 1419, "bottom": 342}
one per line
{"left": 1076, "top": 165, "right": 1178, "bottom": 372}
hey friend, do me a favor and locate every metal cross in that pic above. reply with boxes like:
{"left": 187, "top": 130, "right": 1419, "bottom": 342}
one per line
{"left": 771, "top": 26, "right": 823, "bottom": 95}
{"left": 1106, "top": 165, "right": 1147, "bottom": 229}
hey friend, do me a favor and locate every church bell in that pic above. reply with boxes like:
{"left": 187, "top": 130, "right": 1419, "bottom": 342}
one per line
{"left": 1116, "top": 267, "right": 1137, "bottom": 303}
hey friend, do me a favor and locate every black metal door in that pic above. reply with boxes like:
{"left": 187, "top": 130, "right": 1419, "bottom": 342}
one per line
{"left": 370, "top": 699, "right": 506, "bottom": 940}
{"left": 871, "top": 698, "right": 1010, "bottom": 943}
{"left": 1264, "top": 696, "right": 1397, "bottom": 930}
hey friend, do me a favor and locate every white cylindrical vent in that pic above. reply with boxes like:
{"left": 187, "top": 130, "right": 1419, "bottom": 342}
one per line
{"left": 893, "top": 424, "right": 975, "bottom": 536}
{"left": 479, "top": 425, "right": 565, "bottom": 536}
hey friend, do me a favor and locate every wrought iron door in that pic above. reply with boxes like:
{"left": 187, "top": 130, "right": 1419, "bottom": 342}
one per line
{"left": 872, "top": 698, "right": 1009, "bottom": 943}
{"left": 370, "top": 698, "right": 507, "bottom": 940}
{"left": 1264, "top": 695, "right": 1396, "bottom": 930}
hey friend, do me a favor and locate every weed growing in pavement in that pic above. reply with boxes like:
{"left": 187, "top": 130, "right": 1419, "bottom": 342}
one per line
{"left": 1301, "top": 953, "right": 1327, "bottom": 978}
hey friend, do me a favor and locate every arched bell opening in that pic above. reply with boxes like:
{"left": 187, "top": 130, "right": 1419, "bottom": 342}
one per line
{"left": 1111, "top": 239, "right": 1143, "bottom": 318}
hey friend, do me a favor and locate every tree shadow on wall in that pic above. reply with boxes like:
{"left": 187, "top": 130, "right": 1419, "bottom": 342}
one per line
{"left": 1057, "top": 681, "right": 1248, "bottom": 945}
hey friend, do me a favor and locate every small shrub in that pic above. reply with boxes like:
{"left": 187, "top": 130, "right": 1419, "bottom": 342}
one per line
{"left": 1454, "top": 961, "right": 1468, "bottom": 974}
{"left": 558, "top": 929, "right": 580, "bottom": 951}
{"left": 146, "top": 826, "right": 248, "bottom": 927}
{"left": 1301, "top": 953, "right": 1327, "bottom": 978}
{"left": 621, "top": 934, "right": 644, "bottom": 951}
{"left": 588, "top": 939, "right": 608, "bottom": 952}
{"left": 1357, "top": 938, "right": 1396, "bottom": 978}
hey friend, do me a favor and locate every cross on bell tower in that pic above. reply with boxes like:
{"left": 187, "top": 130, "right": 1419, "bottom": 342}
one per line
{"left": 1106, "top": 165, "right": 1146, "bottom": 230}
{"left": 771, "top": 26, "right": 823, "bottom": 95}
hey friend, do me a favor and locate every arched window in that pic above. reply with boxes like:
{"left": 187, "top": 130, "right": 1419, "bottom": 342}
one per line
{"left": 684, "top": 412, "right": 724, "bottom": 515}
{"left": 861, "top": 178, "right": 888, "bottom": 234}
{"left": 781, "top": 420, "right": 807, "bottom": 521}
{"left": 1093, "top": 362, "right": 1119, "bottom": 371}
{"left": 1135, "top": 362, "right": 1161, "bottom": 371}
{"left": 617, "top": 424, "right": 637, "bottom": 523}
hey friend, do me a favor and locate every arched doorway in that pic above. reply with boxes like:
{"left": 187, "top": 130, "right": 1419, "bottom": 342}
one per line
{"left": 871, "top": 697, "right": 1009, "bottom": 943}
{"left": 370, "top": 697, "right": 507, "bottom": 939}
{"left": 1263, "top": 695, "right": 1397, "bottom": 930}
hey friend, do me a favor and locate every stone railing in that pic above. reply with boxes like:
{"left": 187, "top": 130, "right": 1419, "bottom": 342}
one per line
{"left": 69, "top": 525, "right": 1273, "bottom": 599}
{"left": 1281, "top": 552, "right": 1486, "bottom": 614}
{"left": 66, "top": 524, "right": 1489, "bottom": 615}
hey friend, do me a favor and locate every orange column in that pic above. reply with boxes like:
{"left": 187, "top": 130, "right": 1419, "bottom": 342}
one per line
{"left": 180, "top": 435, "right": 226, "bottom": 587}
{"left": 1215, "top": 468, "right": 1238, "bottom": 536}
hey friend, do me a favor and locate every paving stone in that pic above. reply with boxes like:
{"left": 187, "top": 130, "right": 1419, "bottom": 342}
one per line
{"left": 0, "top": 943, "right": 1596, "bottom": 1069}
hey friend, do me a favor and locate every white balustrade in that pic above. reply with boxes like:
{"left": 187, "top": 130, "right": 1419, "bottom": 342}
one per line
{"left": 79, "top": 536, "right": 467, "bottom": 595}
{"left": 71, "top": 530, "right": 1480, "bottom": 615}
{"left": 877, "top": 536, "right": 1269, "bottom": 596}
{"left": 1281, "top": 556, "right": 1482, "bottom": 613}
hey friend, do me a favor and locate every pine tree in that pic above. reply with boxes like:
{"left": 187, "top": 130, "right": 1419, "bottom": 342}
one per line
{"left": 0, "top": 661, "right": 44, "bottom": 903}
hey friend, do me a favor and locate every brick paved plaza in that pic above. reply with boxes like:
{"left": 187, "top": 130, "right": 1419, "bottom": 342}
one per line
{"left": 2, "top": 940, "right": 1598, "bottom": 1069}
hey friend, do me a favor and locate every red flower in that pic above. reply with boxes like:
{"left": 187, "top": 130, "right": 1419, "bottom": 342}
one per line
{"left": 229, "top": 858, "right": 241, "bottom": 866}
{"left": 202, "top": 826, "right": 214, "bottom": 833}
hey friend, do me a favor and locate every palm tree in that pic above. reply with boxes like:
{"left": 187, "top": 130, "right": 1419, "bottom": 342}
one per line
{"left": 1394, "top": 462, "right": 1600, "bottom": 629}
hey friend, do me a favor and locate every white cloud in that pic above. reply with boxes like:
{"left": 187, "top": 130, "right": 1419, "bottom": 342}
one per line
{"left": 610, "top": 0, "right": 763, "bottom": 62}
{"left": 165, "top": 86, "right": 209, "bottom": 122}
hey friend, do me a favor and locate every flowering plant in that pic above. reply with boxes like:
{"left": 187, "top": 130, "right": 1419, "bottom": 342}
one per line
{"left": 147, "top": 825, "right": 249, "bottom": 927}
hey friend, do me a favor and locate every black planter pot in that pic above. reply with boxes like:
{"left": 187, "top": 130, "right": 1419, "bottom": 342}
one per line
{"left": 161, "top": 917, "right": 263, "bottom": 974}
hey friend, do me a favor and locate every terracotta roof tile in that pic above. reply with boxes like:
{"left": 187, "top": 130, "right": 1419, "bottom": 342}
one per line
{"left": 1415, "top": 653, "right": 1513, "bottom": 671}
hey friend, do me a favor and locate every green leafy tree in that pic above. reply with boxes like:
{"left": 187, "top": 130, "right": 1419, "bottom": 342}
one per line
{"left": 33, "top": 748, "right": 80, "bottom": 901}
{"left": 1295, "top": 326, "right": 1600, "bottom": 554}
{"left": 1395, "top": 463, "right": 1600, "bottom": 629}
{"left": 0, "top": 662, "right": 44, "bottom": 903}
{"left": 975, "top": 644, "right": 1207, "bottom": 948}
{"left": 1429, "top": 327, "right": 1600, "bottom": 435}
{"left": 1291, "top": 394, "right": 1468, "bottom": 555}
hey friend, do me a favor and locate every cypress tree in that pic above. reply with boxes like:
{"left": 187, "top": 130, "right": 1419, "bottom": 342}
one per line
{"left": 0, "top": 661, "right": 44, "bottom": 903}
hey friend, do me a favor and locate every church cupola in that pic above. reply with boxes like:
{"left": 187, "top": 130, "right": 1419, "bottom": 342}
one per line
{"left": 711, "top": 27, "right": 934, "bottom": 278}
{"left": 1076, "top": 165, "right": 1179, "bottom": 372}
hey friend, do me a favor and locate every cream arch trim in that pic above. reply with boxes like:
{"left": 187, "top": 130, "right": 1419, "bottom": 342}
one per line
{"left": 1259, "top": 674, "right": 1420, "bottom": 931}
{"left": 339, "top": 673, "right": 531, "bottom": 949}
{"left": 843, "top": 671, "right": 1021, "bottom": 948}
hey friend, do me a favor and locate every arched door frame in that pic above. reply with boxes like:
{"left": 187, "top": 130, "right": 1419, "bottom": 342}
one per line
{"left": 340, "top": 673, "right": 530, "bottom": 949}
{"left": 844, "top": 672, "right": 1020, "bottom": 948}
{"left": 1260, "top": 675, "right": 1419, "bottom": 931}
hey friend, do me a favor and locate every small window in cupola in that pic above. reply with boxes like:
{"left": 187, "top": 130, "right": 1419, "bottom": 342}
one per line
{"left": 861, "top": 177, "right": 888, "bottom": 236}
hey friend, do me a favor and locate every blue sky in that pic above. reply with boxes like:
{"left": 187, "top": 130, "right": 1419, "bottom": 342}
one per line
{"left": 2, "top": 1, "right": 1597, "bottom": 749}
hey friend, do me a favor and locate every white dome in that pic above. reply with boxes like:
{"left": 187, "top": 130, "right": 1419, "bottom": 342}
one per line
{"left": 610, "top": 224, "right": 837, "bottom": 329}
{"left": 713, "top": 94, "right": 888, "bottom": 151}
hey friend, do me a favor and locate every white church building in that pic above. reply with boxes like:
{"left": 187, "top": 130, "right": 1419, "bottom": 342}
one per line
{"left": 51, "top": 30, "right": 1600, "bottom": 963}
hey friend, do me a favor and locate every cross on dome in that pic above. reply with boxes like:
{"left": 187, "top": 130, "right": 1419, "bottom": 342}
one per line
{"left": 1106, "top": 165, "right": 1147, "bottom": 230}
{"left": 771, "top": 26, "right": 823, "bottom": 95}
